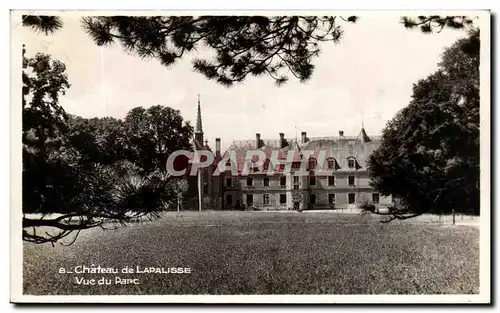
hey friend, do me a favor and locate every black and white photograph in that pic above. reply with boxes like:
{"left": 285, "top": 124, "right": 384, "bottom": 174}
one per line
{"left": 10, "top": 10, "right": 490, "bottom": 303}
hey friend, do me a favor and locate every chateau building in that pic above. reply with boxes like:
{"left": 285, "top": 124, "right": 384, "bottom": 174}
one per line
{"left": 189, "top": 99, "right": 392, "bottom": 211}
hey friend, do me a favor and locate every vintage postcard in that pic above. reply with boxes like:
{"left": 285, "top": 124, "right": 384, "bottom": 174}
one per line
{"left": 10, "top": 10, "right": 491, "bottom": 303}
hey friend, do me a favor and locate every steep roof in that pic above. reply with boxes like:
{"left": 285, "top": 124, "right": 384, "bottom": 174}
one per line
{"left": 221, "top": 130, "right": 381, "bottom": 172}
{"left": 187, "top": 138, "right": 213, "bottom": 164}
{"left": 359, "top": 127, "right": 371, "bottom": 143}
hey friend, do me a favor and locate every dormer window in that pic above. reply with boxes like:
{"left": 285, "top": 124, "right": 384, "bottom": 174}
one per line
{"left": 346, "top": 157, "right": 358, "bottom": 169}
{"left": 308, "top": 158, "right": 317, "bottom": 171}
{"left": 327, "top": 158, "right": 336, "bottom": 170}
{"left": 277, "top": 157, "right": 286, "bottom": 171}
{"left": 263, "top": 159, "right": 270, "bottom": 170}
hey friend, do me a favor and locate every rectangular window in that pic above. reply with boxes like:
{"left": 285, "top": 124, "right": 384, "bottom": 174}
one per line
{"left": 328, "top": 176, "right": 335, "bottom": 186}
{"left": 280, "top": 194, "right": 287, "bottom": 204}
{"left": 226, "top": 178, "right": 232, "bottom": 187}
{"left": 348, "top": 193, "right": 355, "bottom": 204}
{"left": 280, "top": 176, "right": 286, "bottom": 186}
{"left": 293, "top": 185, "right": 299, "bottom": 190}
{"left": 348, "top": 159, "right": 355, "bottom": 168}
{"left": 246, "top": 194, "right": 253, "bottom": 206}
{"left": 293, "top": 176, "right": 299, "bottom": 183}
{"left": 247, "top": 177, "right": 253, "bottom": 187}
{"left": 309, "top": 176, "right": 316, "bottom": 186}
{"left": 292, "top": 162, "right": 301, "bottom": 169}
{"left": 264, "top": 177, "right": 270, "bottom": 187}
{"left": 328, "top": 194, "right": 335, "bottom": 204}
{"left": 328, "top": 159, "right": 335, "bottom": 169}
{"left": 348, "top": 175, "right": 355, "bottom": 186}
{"left": 263, "top": 194, "right": 270, "bottom": 205}
{"left": 372, "top": 193, "right": 380, "bottom": 204}
{"left": 309, "top": 194, "right": 317, "bottom": 205}
{"left": 225, "top": 194, "right": 233, "bottom": 205}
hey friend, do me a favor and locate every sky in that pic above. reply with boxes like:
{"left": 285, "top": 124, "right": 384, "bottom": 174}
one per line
{"left": 19, "top": 13, "right": 467, "bottom": 151}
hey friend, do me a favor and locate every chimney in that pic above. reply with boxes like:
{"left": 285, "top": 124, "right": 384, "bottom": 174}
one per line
{"left": 279, "top": 133, "right": 285, "bottom": 149}
{"left": 301, "top": 131, "right": 307, "bottom": 143}
{"left": 215, "top": 138, "right": 221, "bottom": 157}
{"left": 256, "top": 133, "right": 261, "bottom": 149}
{"left": 339, "top": 130, "right": 344, "bottom": 137}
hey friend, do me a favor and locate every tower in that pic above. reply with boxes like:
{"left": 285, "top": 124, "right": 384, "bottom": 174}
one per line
{"left": 195, "top": 94, "right": 204, "bottom": 144}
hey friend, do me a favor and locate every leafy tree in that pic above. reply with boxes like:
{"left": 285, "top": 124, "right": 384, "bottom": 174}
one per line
{"left": 22, "top": 48, "right": 72, "bottom": 215}
{"left": 21, "top": 51, "right": 190, "bottom": 245}
{"left": 66, "top": 115, "right": 129, "bottom": 165}
{"left": 365, "top": 30, "right": 480, "bottom": 222}
{"left": 124, "top": 105, "right": 194, "bottom": 173}
{"left": 65, "top": 106, "right": 194, "bottom": 173}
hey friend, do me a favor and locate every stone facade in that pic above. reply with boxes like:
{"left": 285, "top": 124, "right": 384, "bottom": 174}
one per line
{"left": 217, "top": 131, "right": 392, "bottom": 211}
{"left": 190, "top": 100, "right": 391, "bottom": 211}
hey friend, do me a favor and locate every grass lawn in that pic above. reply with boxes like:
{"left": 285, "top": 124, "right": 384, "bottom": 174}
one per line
{"left": 23, "top": 211, "right": 479, "bottom": 295}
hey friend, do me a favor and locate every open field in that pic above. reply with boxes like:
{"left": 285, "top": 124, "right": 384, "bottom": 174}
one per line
{"left": 23, "top": 211, "right": 479, "bottom": 295}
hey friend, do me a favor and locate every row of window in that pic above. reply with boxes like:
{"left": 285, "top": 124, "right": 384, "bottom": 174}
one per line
{"left": 226, "top": 175, "right": 358, "bottom": 187}
{"left": 225, "top": 193, "right": 380, "bottom": 206}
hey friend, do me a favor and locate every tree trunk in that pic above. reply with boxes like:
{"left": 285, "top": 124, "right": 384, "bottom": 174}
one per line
{"left": 452, "top": 208, "right": 456, "bottom": 225}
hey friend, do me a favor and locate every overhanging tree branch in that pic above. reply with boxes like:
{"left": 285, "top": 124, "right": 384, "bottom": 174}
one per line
{"left": 80, "top": 16, "right": 354, "bottom": 86}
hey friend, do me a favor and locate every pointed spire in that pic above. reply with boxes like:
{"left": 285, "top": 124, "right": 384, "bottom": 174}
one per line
{"left": 196, "top": 94, "right": 203, "bottom": 133}
{"left": 194, "top": 94, "right": 204, "bottom": 144}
